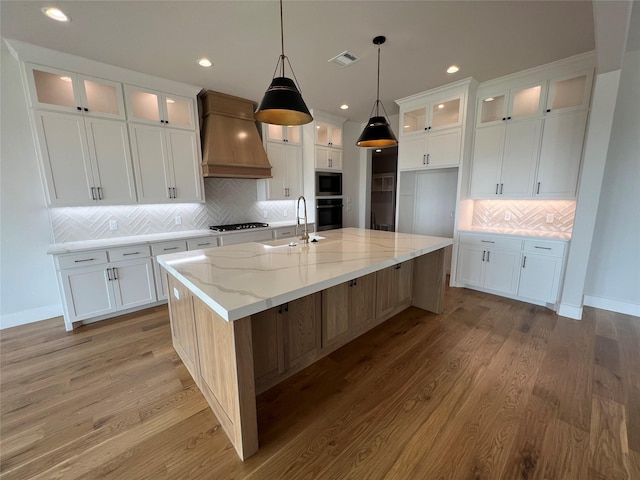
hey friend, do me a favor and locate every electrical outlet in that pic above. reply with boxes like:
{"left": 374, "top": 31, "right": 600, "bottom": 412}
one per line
{"left": 262, "top": 209, "right": 268, "bottom": 219}
{"left": 175, "top": 215, "right": 182, "bottom": 225}
{"left": 504, "top": 211, "right": 512, "bottom": 221}
{"left": 546, "top": 213, "right": 555, "bottom": 223}
{"left": 109, "top": 220, "right": 118, "bottom": 231}
{"left": 283, "top": 209, "right": 288, "bottom": 217}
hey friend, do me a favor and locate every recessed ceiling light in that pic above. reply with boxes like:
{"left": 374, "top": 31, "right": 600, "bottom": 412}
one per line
{"left": 42, "top": 7, "right": 70, "bottom": 22}
{"left": 438, "top": 104, "right": 444, "bottom": 109}
{"left": 375, "top": 149, "right": 382, "bottom": 152}
{"left": 446, "top": 65, "right": 459, "bottom": 74}
{"left": 340, "top": 104, "right": 349, "bottom": 110}
{"left": 484, "top": 97, "right": 495, "bottom": 102}
{"left": 198, "top": 58, "right": 212, "bottom": 67}
{"left": 59, "top": 76, "right": 72, "bottom": 82}
{"left": 404, "top": 125, "right": 410, "bottom": 128}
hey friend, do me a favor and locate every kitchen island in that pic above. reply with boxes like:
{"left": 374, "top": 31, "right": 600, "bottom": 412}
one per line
{"left": 158, "top": 228, "right": 451, "bottom": 460}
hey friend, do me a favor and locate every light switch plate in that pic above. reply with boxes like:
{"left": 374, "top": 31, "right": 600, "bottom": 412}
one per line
{"left": 546, "top": 213, "right": 555, "bottom": 223}
{"left": 175, "top": 215, "right": 182, "bottom": 225}
{"left": 504, "top": 211, "right": 512, "bottom": 221}
{"left": 173, "top": 287, "right": 180, "bottom": 300}
{"left": 109, "top": 220, "right": 118, "bottom": 231}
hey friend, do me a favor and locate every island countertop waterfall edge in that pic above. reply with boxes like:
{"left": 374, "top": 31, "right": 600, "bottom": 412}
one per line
{"left": 157, "top": 228, "right": 452, "bottom": 460}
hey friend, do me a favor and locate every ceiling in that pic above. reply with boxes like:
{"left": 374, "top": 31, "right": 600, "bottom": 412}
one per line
{"left": 1, "top": 1, "right": 596, "bottom": 122}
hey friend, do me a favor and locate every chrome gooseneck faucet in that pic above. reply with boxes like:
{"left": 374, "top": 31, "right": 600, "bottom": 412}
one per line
{"left": 296, "top": 196, "right": 309, "bottom": 244}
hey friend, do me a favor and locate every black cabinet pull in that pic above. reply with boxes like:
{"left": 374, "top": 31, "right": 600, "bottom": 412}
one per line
{"left": 486, "top": 251, "right": 490, "bottom": 262}
{"left": 90, "top": 187, "right": 96, "bottom": 200}
{"left": 480, "top": 240, "right": 495, "bottom": 243}
{"left": 284, "top": 303, "right": 289, "bottom": 312}
{"left": 97, "top": 187, "right": 103, "bottom": 200}
{"left": 507, "top": 116, "right": 511, "bottom": 120}
{"left": 500, "top": 183, "right": 503, "bottom": 194}
{"left": 122, "top": 252, "right": 140, "bottom": 256}
{"left": 534, "top": 246, "right": 552, "bottom": 250}
{"left": 537, "top": 182, "right": 541, "bottom": 194}
{"left": 482, "top": 251, "right": 485, "bottom": 262}
{"left": 112, "top": 267, "right": 118, "bottom": 280}
{"left": 502, "top": 117, "right": 506, "bottom": 121}
{"left": 163, "top": 247, "right": 179, "bottom": 251}
{"left": 496, "top": 184, "right": 499, "bottom": 195}
{"left": 107, "top": 268, "right": 112, "bottom": 281}
{"left": 522, "top": 256, "right": 527, "bottom": 268}
{"left": 546, "top": 109, "right": 551, "bottom": 113}
{"left": 77, "top": 106, "right": 82, "bottom": 111}
{"left": 84, "top": 108, "right": 88, "bottom": 112}
{"left": 75, "top": 258, "right": 96, "bottom": 263}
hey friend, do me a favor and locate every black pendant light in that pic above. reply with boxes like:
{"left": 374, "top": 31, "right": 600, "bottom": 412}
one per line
{"left": 255, "top": 0, "right": 313, "bottom": 126}
{"left": 357, "top": 36, "right": 398, "bottom": 148}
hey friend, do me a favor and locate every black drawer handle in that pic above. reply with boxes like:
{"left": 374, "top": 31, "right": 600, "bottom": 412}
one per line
{"left": 534, "top": 246, "right": 552, "bottom": 250}
{"left": 480, "top": 240, "right": 495, "bottom": 243}
{"left": 122, "top": 252, "right": 140, "bottom": 256}
{"left": 163, "top": 247, "right": 179, "bottom": 251}
{"left": 74, "top": 258, "right": 96, "bottom": 263}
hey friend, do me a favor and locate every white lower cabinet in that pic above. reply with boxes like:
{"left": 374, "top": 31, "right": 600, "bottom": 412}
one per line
{"left": 57, "top": 247, "right": 157, "bottom": 328}
{"left": 456, "top": 233, "right": 567, "bottom": 307}
{"left": 151, "top": 240, "right": 188, "bottom": 301}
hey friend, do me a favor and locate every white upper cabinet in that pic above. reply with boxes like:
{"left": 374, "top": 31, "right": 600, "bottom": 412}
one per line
{"left": 401, "top": 95, "right": 463, "bottom": 135}
{"left": 315, "top": 121, "right": 342, "bottom": 147}
{"left": 265, "top": 124, "right": 301, "bottom": 145}
{"left": 26, "top": 64, "right": 126, "bottom": 120}
{"left": 34, "top": 111, "right": 136, "bottom": 206}
{"left": 545, "top": 71, "right": 592, "bottom": 115}
{"left": 259, "top": 142, "right": 303, "bottom": 200}
{"left": 476, "top": 82, "right": 544, "bottom": 127}
{"left": 125, "top": 85, "right": 196, "bottom": 130}
{"left": 129, "top": 124, "right": 203, "bottom": 204}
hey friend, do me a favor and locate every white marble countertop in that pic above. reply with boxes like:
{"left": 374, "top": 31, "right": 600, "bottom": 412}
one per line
{"left": 158, "top": 227, "right": 452, "bottom": 322}
{"left": 47, "top": 222, "right": 308, "bottom": 255}
{"left": 459, "top": 226, "right": 571, "bottom": 241}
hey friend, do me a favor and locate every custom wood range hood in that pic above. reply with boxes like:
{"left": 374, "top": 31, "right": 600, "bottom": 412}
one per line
{"left": 199, "top": 90, "right": 272, "bottom": 179}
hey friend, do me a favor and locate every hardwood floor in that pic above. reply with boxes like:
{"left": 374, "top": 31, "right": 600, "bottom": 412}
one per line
{"left": 1, "top": 287, "right": 638, "bottom": 479}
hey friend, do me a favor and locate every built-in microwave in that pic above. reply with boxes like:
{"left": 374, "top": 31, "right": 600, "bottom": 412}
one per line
{"left": 315, "top": 172, "right": 342, "bottom": 196}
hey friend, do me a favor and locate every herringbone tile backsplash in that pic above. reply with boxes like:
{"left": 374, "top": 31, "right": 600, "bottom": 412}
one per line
{"left": 472, "top": 200, "right": 576, "bottom": 233}
{"left": 50, "top": 178, "right": 297, "bottom": 242}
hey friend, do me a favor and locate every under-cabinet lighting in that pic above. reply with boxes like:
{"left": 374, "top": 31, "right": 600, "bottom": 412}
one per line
{"left": 166, "top": 98, "right": 176, "bottom": 104}
{"left": 42, "top": 7, "right": 69, "bottom": 22}
{"left": 59, "top": 76, "right": 72, "bottom": 82}
{"left": 484, "top": 97, "right": 495, "bottom": 102}
{"left": 403, "top": 125, "right": 410, "bottom": 128}
{"left": 446, "top": 65, "right": 459, "bottom": 74}
{"left": 438, "top": 104, "right": 444, "bottom": 109}
{"left": 198, "top": 58, "right": 212, "bottom": 67}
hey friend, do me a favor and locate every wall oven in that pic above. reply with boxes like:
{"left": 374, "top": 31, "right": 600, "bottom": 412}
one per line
{"left": 315, "top": 172, "right": 342, "bottom": 196}
{"left": 316, "top": 198, "right": 343, "bottom": 231}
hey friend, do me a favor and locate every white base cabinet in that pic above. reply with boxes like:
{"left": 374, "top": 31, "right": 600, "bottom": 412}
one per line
{"left": 456, "top": 233, "right": 567, "bottom": 308}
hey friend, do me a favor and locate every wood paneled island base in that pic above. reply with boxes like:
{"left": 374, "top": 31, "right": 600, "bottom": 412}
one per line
{"left": 159, "top": 228, "right": 451, "bottom": 460}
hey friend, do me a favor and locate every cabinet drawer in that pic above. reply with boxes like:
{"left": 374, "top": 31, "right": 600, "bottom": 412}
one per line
{"left": 57, "top": 250, "right": 108, "bottom": 269}
{"left": 523, "top": 239, "right": 566, "bottom": 256}
{"left": 273, "top": 227, "right": 296, "bottom": 239}
{"left": 107, "top": 245, "right": 151, "bottom": 262}
{"left": 187, "top": 237, "right": 218, "bottom": 250}
{"left": 458, "top": 234, "right": 523, "bottom": 251}
{"left": 150, "top": 240, "right": 188, "bottom": 256}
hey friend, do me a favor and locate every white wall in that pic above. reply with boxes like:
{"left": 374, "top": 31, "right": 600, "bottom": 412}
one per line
{"left": 584, "top": 48, "right": 640, "bottom": 316}
{"left": 0, "top": 42, "right": 63, "bottom": 328}
{"left": 342, "top": 120, "right": 361, "bottom": 228}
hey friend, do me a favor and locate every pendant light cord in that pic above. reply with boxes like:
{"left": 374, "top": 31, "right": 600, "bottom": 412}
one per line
{"left": 280, "top": 0, "right": 285, "bottom": 77}
{"left": 376, "top": 45, "right": 381, "bottom": 116}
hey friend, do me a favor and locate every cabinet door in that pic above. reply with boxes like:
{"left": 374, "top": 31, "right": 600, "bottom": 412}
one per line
{"left": 477, "top": 93, "right": 507, "bottom": 127}
{"left": 395, "top": 261, "right": 414, "bottom": 306}
{"left": 168, "top": 276, "right": 200, "bottom": 380}
{"left": 285, "top": 294, "right": 321, "bottom": 366}
{"left": 508, "top": 84, "right": 543, "bottom": 120}
{"left": 375, "top": 267, "right": 395, "bottom": 319}
{"left": 265, "top": 124, "right": 301, "bottom": 145}
{"left": 350, "top": 274, "right": 376, "bottom": 329}
{"left": 329, "top": 148, "right": 342, "bottom": 170}
{"left": 285, "top": 145, "right": 303, "bottom": 199}
{"left": 546, "top": 72, "right": 591, "bottom": 114}
{"left": 322, "top": 281, "right": 351, "bottom": 348}
{"left": 456, "top": 244, "right": 485, "bottom": 287}
{"left": 251, "top": 307, "right": 284, "bottom": 383}
{"left": 166, "top": 129, "right": 203, "bottom": 202}
{"left": 164, "top": 94, "right": 196, "bottom": 130}
{"left": 264, "top": 142, "right": 287, "bottom": 199}
{"left": 536, "top": 110, "right": 588, "bottom": 198}
{"left": 427, "top": 128, "right": 462, "bottom": 167}
{"left": 316, "top": 122, "right": 342, "bottom": 147}
{"left": 500, "top": 118, "right": 541, "bottom": 198}
{"left": 129, "top": 124, "right": 172, "bottom": 202}
{"left": 59, "top": 265, "right": 116, "bottom": 322}
{"left": 26, "top": 65, "right": 82, "bottom": 113}
{"left": 125, "top": 85, "right": 163, "bottom": 126}
{"left": 34, "top": 111, "right": 95, "bottom": 206}
{"left": 111, "top": 258, "right": 157, "bottom": 310}
{"left": 398, "top": 135, "right": 427, "bottom": 170}
{"left": 430, "top": 96, "right": 462, "bottom": 130}
{"left": 483, "top": 249, "right": 521, "bottom": 295}
{"left": 402, "top": 106, "right": 427, "bottom": 134}
{"left": 315, "top": 146, "right": 341, "bottom": 170}
{"left": 470, "top": 124, "right": 504, "bottom": 198}
{"left": 78, "top": 75, "right": 125, "bottom": 120}
{"left": 518, "top": 254, "right": 562, "bottom": 303}
{"left": 84, "top": 118, "right": 137, "bottom": 204}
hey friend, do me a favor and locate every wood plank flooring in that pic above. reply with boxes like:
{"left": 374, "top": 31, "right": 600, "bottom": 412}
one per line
{"left": 1, "top": 287, "right": 638, "bottom": 479}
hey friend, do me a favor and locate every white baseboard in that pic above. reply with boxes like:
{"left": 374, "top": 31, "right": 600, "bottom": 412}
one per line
{"left": 584, "top": 295, "right": 640, "bottom": 317}
{"left": 0, "top": 304, "right": 63, "bottom": 330}
{"left": 558, "top": 303, "right": 583, "bottom": 320}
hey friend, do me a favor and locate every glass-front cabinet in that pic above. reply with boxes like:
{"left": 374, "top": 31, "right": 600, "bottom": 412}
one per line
{"left": 315, "top": 121, "right": 342, "bottom": 147}
{"left": 546, "top": 72, "right": 592, "bottom": 114}
{"left": 125, "top": 85, "right": 195, "bottom": 130}
{"left": 26, "top": 64, "right": 125, "bottom": 120}
{"left": 401, "top": 95, "right": 462, "bottom": 135}
{"left": 265, "top": 124, "right": 301, "bottom": 145}
{"left": 477, "top": 82, "right": 544, "bottom": 127}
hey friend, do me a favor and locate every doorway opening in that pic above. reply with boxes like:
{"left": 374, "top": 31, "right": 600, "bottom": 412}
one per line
{"left": 370, "top": 146, "right": 398, "bottom": 231}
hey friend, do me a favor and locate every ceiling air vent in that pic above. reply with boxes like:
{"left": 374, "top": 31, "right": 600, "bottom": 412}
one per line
{"left": 328, "top": 51, "right": 359, "bottom": 67}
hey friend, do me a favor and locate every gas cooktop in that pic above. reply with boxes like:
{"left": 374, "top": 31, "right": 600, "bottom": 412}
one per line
{"left": 209, "top": 222, "right": 269, "bottom": 232}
